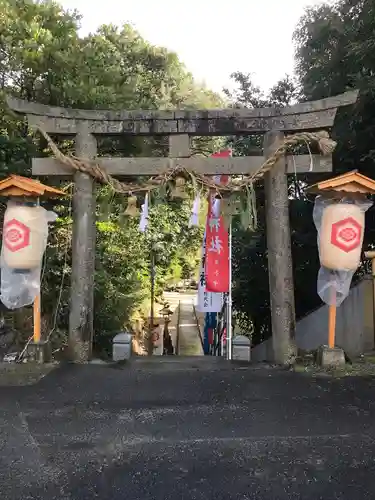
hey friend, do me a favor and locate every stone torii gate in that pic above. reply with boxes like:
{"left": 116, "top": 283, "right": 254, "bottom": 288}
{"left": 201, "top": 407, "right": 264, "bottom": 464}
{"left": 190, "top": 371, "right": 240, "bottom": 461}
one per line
{"left": 7, "top": 91, "right": 358, "bottom": 364}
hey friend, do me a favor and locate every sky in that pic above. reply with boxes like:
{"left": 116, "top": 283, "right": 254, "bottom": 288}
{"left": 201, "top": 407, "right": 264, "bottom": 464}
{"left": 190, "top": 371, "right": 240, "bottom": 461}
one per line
{"left": 60, "top": 0, "right": 326, "bottom": 95}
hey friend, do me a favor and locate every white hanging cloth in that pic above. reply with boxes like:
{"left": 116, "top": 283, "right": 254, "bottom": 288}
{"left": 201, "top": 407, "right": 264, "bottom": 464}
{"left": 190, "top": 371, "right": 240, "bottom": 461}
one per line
{"left": 139, "top": 193, "right": 149, "bottom": 233}
{"left": 189, "top": 194, "right": 201, "bottom": 227}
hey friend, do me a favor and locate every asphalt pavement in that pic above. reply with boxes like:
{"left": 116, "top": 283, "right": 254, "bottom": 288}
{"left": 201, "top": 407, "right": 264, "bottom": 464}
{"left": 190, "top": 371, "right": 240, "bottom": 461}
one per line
{"left": 1, "top": 356, "right": 375, "bottom": 499}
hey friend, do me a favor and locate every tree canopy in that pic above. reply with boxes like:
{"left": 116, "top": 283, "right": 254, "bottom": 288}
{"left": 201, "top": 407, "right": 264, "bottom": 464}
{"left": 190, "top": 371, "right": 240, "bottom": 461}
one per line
{"left": 0, "top": 0, "right": 223, "bottom": 355}
{"left": 293, "top": 0, "right": 375, "bottom": 259}
{"left": 228, "top": 0, "right": 375, "bottom": 345}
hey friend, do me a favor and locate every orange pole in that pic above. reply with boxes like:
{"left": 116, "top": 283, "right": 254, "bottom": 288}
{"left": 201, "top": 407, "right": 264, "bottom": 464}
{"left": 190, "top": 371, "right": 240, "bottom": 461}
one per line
{"left": 328, "top": 286, "right": 336, "bottom": 348}
{"left": 33, "top": 293, "right": 41, "bottom": 343}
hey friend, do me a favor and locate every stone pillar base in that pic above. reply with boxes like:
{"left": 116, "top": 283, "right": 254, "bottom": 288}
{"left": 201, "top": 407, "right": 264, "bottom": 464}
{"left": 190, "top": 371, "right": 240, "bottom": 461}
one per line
{"left": 26, "top": 342, "right": 52, "bottom": 363}
{"left": 316, "top": 345, "right": 345, "bottom": 368}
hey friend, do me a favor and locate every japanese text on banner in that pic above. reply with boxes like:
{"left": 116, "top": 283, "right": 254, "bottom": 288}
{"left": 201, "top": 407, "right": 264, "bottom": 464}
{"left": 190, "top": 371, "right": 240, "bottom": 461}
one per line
{"left": 204, "top": 150, "right": 231, "bottom": 293}
{"left": 196, "top": 229, "right": 223, "bottom": 313}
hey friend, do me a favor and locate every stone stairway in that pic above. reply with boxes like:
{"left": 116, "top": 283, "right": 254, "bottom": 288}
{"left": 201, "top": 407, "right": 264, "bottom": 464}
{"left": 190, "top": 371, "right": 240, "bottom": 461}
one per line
{"left": 157, "top": 291, "right": 204, "bottom": 357}
{"left": 177, "top": 297, "right": 204, "bottom": 356}
{"left": 162, "top": 291, "right": 184, "bottom": 352}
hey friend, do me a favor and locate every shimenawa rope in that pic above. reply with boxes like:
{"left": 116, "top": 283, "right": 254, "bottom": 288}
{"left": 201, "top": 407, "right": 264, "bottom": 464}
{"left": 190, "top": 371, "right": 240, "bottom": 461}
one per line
{"left": 35, "top": 127, "right": 336, "bottom": 196}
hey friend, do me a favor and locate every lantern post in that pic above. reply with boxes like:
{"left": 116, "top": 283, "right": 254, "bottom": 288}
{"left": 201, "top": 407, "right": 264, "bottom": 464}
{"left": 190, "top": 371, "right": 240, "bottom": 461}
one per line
{"left": 0, "top": 175, "right": 65, "bottom": 361}
{"left": 308, "top": 170, "right": 375, "bottom": 366}
{"left": 33, "top": 292, "right": 41, "bottom": 343}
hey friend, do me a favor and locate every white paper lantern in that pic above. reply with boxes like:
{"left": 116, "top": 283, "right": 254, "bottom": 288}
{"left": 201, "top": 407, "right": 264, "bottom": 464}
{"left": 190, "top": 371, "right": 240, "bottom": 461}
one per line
{"left": 2, "top": 205, "right": 48, "bottom": 269}
{"left": 319, "top": 203, "right": 364, "bottom": 271}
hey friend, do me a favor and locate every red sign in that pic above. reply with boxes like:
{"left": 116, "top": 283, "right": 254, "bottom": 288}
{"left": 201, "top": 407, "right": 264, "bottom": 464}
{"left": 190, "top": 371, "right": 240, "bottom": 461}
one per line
{"left": 205, "top": 150, "right": 231, "bottom": 293}
{"left": 211, "top": 150, "right": 232, "bottom": 186}
{"left": 330, "top": 216, "right": 362, "bottom": 253}
{"left": 211, "top": 150, "right": 232, "bottom": 156}
{"left": 3, "top": 219, "right": 30, "bottom": 252}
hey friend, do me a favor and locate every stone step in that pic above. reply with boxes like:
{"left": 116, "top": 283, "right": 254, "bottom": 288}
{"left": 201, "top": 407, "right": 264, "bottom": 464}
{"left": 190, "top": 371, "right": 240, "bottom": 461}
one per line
{"left": 177, "top": 300, "right": 204, "bottom": 357}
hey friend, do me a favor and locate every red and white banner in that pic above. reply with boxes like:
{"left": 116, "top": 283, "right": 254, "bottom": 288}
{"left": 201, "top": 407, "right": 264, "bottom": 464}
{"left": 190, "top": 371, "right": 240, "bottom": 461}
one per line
{"left": 205, "top": 150, "right": 231, "bottom": 293}
{"left": 196, "top": 229, "right": 224, "bottom": 313}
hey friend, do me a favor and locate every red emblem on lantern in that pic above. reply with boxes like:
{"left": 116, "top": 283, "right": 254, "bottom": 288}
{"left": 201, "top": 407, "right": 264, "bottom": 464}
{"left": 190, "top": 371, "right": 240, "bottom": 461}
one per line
{"left": 3, "top": 219, "right": 30, "bottom": 252}
{"left": 331, "top": 217, "right": 362, "bottom": 253}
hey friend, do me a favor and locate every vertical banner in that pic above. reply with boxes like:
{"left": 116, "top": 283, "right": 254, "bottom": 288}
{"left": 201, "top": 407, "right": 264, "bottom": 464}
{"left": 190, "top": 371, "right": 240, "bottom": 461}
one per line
{"left": 203, "top": 313, "right": 210, "bottom": 355}
{"left": 197, "top": 229, "right": 223, "bottom": 313}
{"left": 203, "top": 312, "right": 218, "bottom": 355}
{"left": 205, "top": 150, "right": 231, "bottom": 293}
{"left": 196, "top": 149, "right": 231, "bottom": 311}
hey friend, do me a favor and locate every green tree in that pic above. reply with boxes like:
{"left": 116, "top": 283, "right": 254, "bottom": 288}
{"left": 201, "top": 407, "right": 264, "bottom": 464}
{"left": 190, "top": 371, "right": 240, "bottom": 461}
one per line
{"left": 231, "top": 0, "right": 375, "bottom": 346}
{"left": 293, "top": 0, "right": 372, "bottom": 176}
{"left": 294, "top": 0, "right": 375, "bottom": 259}
{"left": 225, "top": 72, "right": 323, "bottom": 345}
{"left": 0, "top": 0, "right": 221, "bottom": 353}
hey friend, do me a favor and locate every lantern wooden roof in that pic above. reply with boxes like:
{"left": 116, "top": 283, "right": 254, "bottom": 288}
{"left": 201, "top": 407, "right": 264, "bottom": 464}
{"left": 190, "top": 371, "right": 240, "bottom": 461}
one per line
{"left": 0, "top": 175, "right": 65, "bottom": 198}
{"left": 307, "top": 170, "right": 375, "bottom": 195}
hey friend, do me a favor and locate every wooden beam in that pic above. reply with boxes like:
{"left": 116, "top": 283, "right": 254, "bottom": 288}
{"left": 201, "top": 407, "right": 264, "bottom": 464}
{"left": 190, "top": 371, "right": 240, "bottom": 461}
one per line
{"left": 26, "top": 109, "right": 338, "bottom": 135}
{"left": 264, "top": 130, "right": 296, "bottom": 365}
{"left": 6, "top": 90, "right": 359, "bottom": 121}
{"left": 32, "top": 154, "right": 332, "bottom": 177}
